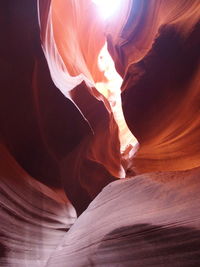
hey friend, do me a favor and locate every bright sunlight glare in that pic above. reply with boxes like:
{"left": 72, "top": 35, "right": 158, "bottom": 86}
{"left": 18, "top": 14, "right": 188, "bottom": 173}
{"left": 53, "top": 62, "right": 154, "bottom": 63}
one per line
{"left": 92, "top": 0, "right": 122, "bottom": 20}
{"left": 95, "top": 42, "right": 138, "bottom": 152}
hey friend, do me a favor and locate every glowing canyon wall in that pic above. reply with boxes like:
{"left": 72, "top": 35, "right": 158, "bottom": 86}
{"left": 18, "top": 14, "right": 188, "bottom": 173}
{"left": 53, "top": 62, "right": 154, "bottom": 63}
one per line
{"left": 0, "top": 0, "right": 200, "bottom": 266}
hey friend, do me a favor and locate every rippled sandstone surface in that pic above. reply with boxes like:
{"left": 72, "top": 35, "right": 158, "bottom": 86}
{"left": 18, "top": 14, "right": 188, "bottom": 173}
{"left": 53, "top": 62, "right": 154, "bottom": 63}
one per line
{"left": 0, "top": 0, "right": 200, "bottom": 266}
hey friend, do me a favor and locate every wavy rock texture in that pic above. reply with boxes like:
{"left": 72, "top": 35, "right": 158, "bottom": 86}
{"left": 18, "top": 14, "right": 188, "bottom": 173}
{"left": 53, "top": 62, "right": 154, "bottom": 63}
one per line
{"left": 0, "top": 0, "right": 200, "bottom": 266}
{"left": 120, "top": 1, "right": 200, "bottom": 174}
{"left": 0, "top": 0, "right": 120, "bottom": 264}
{"left": 47, "top": 167, "right": 200, "bottom": 266}
{"left": 0, "top": 144, "right": 76, "bottom": 266}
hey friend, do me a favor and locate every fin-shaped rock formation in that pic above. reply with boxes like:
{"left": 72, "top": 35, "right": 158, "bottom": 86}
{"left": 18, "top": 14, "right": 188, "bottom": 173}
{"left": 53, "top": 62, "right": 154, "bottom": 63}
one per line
{"left": 0, "top": 0, "right": 200, "bottom": 266}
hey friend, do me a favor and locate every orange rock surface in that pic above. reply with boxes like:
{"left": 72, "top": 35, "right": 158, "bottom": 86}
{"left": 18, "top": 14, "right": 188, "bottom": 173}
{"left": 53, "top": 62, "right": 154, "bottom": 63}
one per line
{"left": 0, "top": 0, "right": 200, "bottom": 265}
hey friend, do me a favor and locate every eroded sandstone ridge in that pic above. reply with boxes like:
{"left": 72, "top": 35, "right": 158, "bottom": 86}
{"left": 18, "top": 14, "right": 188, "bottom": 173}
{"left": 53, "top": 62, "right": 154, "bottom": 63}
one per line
{"left": 0, "top": 0, "right": 200, "bottom": 266}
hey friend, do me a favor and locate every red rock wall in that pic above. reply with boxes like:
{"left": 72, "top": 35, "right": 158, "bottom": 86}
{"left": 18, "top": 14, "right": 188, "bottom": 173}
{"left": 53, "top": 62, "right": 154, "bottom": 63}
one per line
{"left": 0, "top": 0, "right": 200, "bottom": 265}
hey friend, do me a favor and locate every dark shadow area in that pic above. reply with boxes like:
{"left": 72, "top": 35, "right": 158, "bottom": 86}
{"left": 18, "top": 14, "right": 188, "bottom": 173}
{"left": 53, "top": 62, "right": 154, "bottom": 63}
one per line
{"left": 93, "top": 223, "right": 200, "bottom": 266}
{"left": 122, "top": 22, "right": 200, "bottom": 143}
{"left": 0, "top": 242, "right": 6, "bottom": 259}
{"left": 0, "top": 0, "right": 91, "bottom": 188}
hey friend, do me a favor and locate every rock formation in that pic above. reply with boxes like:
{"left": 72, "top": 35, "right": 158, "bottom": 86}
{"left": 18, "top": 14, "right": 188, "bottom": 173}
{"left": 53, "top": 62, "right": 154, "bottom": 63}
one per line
{"left": 0, "top": 0, "right": 200, "bottom": 266}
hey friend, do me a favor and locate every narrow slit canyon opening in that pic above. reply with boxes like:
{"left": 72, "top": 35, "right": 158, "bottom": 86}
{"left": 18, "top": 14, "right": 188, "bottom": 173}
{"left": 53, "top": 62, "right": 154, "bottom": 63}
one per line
{"left": 0, "top": 0, "right": 200, "bottom": 266}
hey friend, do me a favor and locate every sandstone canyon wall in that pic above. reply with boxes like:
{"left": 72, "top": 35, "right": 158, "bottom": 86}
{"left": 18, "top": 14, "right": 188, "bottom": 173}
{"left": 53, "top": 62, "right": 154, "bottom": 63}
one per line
{"left": 0, "top": 0, "right": 200, "bottom": 266}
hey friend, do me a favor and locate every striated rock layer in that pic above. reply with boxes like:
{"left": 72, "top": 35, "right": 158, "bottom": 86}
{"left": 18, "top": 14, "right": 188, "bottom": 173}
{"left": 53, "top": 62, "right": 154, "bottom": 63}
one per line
{"left": 47, "top": 167, "right": 200, "bottom": 266}
{"left": 0, "top": 144, "right": 76, "bottom": 266}
{"left": 0, "top": 0, "right": 200, "bottom": 266}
